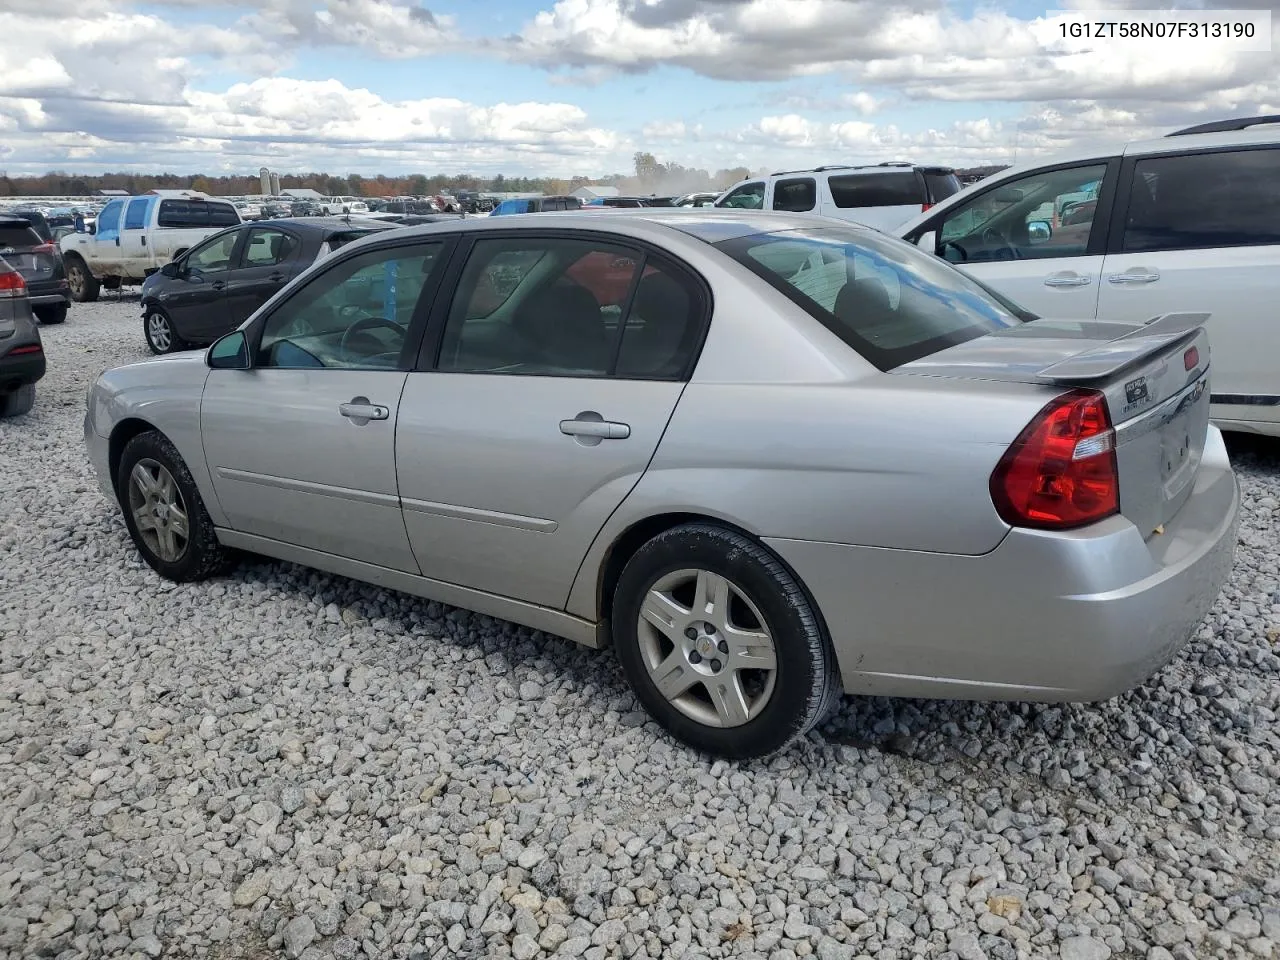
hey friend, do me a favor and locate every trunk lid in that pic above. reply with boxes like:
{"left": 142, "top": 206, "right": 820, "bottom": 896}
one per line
{"left": 896, "top": 314, "right": 1212, "bottom": 538}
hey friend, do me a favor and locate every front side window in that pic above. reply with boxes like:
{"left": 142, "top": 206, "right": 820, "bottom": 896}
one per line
{"left": 124, "top": 198, "right": 150, "bottom": 230}
{"left": 97, "top": 201, "right": 123, "bottom": 234}
{"left": 719, "top": 226, "right": 1020, "bottom": 370}
{"left": 243, "top": 228, "right": 299, "bottom": 266}
{"left": 773, "top": 178, "right": 816, "bottom": 212}
{"left": 717, "top": 182, "right": 765, "bottom": 209}
{"left": 185, "top": 231, "right": 240, "bottom": 273}
{"left": 934, "top": 163, "right": 1108, "bottom": 263}
{"left": 257, "top": 243, "right": 442, "bottom": 369}
{"left": 1123, "top": 148, "right": 1280, "bottom": 252}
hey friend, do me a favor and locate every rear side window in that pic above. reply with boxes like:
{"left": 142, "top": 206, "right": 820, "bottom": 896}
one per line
{"left": 1123, "top": 148, "right": 1280, "bottom": 252}
{"left": 124, "top": 198, "right": 150, "bottom": 230}
{"left": 11, "top": 212, "right": 51, "bottom": 242}
{"left": 718, "top": 226, "right": 1019, "bottom": 370}
{"left": 0, "top": 225, "right": 42, "bottom": 250}
{"left": 773, "top": 178, "right": 816, "bottom": 212}
{"left": 158, "top": 200, "right": 202, "bottom": 228}
{"left": 208, "top": 203, "right": 239, "bottom": 227}
{"left": 923, "top": 171, "right": 961, "bottom": 203}
{"left": 827, "top": 172, "right": 922, "bottom": 208}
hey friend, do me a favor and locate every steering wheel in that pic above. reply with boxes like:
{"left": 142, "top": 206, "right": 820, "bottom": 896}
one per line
{"left": 339, "top": 316, "right": 404, "bottom": 364}
{"left": 981, "top": 227, "right": 1020, "bottom": 260}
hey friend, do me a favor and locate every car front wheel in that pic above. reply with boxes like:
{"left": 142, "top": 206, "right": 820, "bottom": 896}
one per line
{"left": 612, "top": 523, "right": 840, "bottom": 759}
{"left": 116, "top": 430, "right": 230, "bottom": 582}
{"left": 65, "top": 258, "right": 100, "bottom": 303}
{"left": 143, "top": 309, "right": 185, "bottom": 354}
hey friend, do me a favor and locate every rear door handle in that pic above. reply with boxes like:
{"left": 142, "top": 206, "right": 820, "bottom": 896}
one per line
{"left": 1043, "top": 273, "right": 1091, "bottom": 287}
{"left": 339, "top": 397, "right": 390, "bottom": 422}
{"left": 211, "top": 280, "right": 226, "bottom": 291}
{"left": 560, "top": 411, "right": 630, "bottom": 443}
{"left": 1108, "top": 270, "right": 1160, "bottom": 284}
{"left": 268, "top": 272, "right": 285, "bottom": 282}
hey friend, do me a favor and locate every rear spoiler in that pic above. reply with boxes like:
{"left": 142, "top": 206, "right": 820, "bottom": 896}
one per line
{"left": 1036, "top": 313, "right": 1208, "bottom": 384}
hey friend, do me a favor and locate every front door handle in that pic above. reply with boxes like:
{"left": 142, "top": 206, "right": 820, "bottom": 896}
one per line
{"left": 560, "top": 411, "right": 630, "bottom": 445}
{"left": 268, "top": 272, "right": 285, "bottom": 282}
{"left": 1043, "top": 273, "right": 1091, "bottom": 287}
{"left": 339, "top": 396, "right": 390, "bottom": 423}
{"left": 1108, "top": 270, "right": 1160, "bottom": 284}
{"left": 211, "top": 280, "right": 226, "bottom": 291}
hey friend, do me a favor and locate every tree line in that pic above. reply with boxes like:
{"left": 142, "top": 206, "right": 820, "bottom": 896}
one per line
{"left": 0, "top": 155, "right": 1007, "bottom": 198}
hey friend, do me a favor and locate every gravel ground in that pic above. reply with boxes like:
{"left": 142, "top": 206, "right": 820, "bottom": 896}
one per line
{"left": 1, "top": 297, "right": 1278, "bottom": 960}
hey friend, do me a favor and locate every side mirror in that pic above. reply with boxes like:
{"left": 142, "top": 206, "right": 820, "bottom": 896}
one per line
{"left": 207, "top": 330, "right": 249, "bottom": 370}
{"left": 1027, "top": 220, "right": 1052, "bottom": 242}
{"left": 160, "top": 261, "right": 181, "bottom": 278}
{"left": 87, "top": 223, "right": 97, "bottom": 236}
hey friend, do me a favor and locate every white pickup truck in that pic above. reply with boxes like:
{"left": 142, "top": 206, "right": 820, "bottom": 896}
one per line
{"left": 59, "top": 193, "right": 241, "bottom": 302}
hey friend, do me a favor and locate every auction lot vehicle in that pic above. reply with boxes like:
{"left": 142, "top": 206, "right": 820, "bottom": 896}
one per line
{"left": 899, "top": 114, "right": 1280, "bottom": 437}
{"left": 59, "top": 193, "right": 242, "bottom": 302}
{"left": 0, "top": 257, "right": 46, "bottom": 417}
{"left": 716, "top": 162, "right": 962, "bottom": 230}
{"left": 86, "top": 210, "right": 1239, "bottom": 758}
{"left": 139, "top": 217, "right": 396, "bottom": 354}
{"left": 490, "top": 196, "right": 582, "bottom": 216}
{"left": 0, "top": 213, "right": 71, "bottom": 324}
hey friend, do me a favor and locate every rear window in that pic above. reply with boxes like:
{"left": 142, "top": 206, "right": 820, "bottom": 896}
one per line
{"left": 326, "top": 229, "right": 382, "bottom": 250}
{"left": 827, "top": 172, "right": 922, "bottom": 208}
{"left": 0, "top": 225, "right": 42, "bottom": 250}
{"left": 10, "top": 212, "right": 51, "bottom": 242}
{"left": 923, "top": 171, "right": 962, "bottom": 203}
{"left": 718, "top": 226, "right": 1020, "bottom": 370}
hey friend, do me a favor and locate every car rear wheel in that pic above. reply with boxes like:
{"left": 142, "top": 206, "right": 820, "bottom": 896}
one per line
{"left": 116, "top": 431, "right": 230, "bottom": 582}
{"left": 0, "top": 384, "right": 35, "bottom": 418}
{"left": 144, "top": 309, "right": 184, "bottom": 355}
{"left": 612, "top": 523, "right": 840, "bottom": 759}
{"left": 35, "top": 304, "right": 68, "bottom": 325}
{"left": 65, "top": 258, "right": 99, "bottom": 303}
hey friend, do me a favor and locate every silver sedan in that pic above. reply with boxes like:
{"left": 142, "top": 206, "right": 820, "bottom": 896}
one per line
{"left": 85, "top": 210, "right": 1240, "bottom": 758}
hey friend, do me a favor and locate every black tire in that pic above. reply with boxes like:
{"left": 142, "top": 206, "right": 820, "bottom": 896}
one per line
{"left": 35, "top": 303, "right": 68, "bottom": 325}
{"left": 0, "top": 383, "right": 35, "bottom": 418}
{"left": 65, "top": 257, "right": 100, "bottom": 303}
{"left": 115, "top": 430, "right": 231, "bottom": 582}
{"left": 102, "top": 276, "right": 122, "bottom": 291}
{"left": 143, "top": 308, "right": 185, "bottom": 355}
{"left": 612, "top": 523, "right": 840, "bottom": 759}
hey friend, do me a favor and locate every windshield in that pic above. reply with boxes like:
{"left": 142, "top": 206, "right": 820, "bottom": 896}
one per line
{"left": 717, "top": 226, "right": 1023, "bottom": 370}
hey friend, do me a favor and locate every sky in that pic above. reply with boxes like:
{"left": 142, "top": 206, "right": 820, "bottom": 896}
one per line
{"left": 0, "top": 0, "right": 1278, "bottom": 178}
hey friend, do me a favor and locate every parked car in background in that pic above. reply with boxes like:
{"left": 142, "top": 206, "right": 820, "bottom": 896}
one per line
{"left": 899, "top": 113, "right": 1280, "bottom": 437}
{"left": 716, "top": 162, "right": 962, "bottom": 231}
{"left": 0, "top": 213, "right": 71, "bottom": 324}
{"left": 585, "top": 196, "right": 648, "bottom": 209}
{"left": 490, "top": 196, "right": 582, "bottom": 216}
{"left": 59, "top": 193, "right": 242, "bottom": 302}
{"left": 87, "top": 209, "right": 1237, "bottom": 758}
{"left": 676, "top": 192, "right": 721, "bottom": 207}
{"left": 0, "top": 256, "right": 45, "bottom": 417}
{"left": 289, "top": 201, "right": 319, "bottom": 217}
{"left": 139, "top": 217, "right": 394, "bottom": 354}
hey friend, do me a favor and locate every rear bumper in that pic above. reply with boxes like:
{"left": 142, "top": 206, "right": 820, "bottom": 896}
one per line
{"left": 766, "top": 426, "right": 1240, "bottom": 702}
{"left": 0, "top": 348, "right": 46, "bottom": 387}
{"left": 25, "top": 279, "right": 71, "bottom": 305}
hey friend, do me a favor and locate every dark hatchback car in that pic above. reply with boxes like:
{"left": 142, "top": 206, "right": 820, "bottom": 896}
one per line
{"left": 0, "top": 257, "right": 45, "bottom": 417}
{"left": 139, "top": 217, "right": 393, "bottom": 354}
{"left": 0, "top": 213, "right": 71, "bottom": 324}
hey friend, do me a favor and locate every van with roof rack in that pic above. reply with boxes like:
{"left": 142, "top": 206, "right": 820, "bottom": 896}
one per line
{"left": 897, "top": 114, "right": 1280, "bottom": 437}
{"left": 713, "top": 161, "right": 962, "bottom": 230}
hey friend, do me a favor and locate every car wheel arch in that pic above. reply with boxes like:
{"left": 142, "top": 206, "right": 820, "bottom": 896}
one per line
{"left": 591, "top": 511, "right": 827, "bottom": 648}
{"left": 108, "top": 418, "right": 162, "bottom": 497}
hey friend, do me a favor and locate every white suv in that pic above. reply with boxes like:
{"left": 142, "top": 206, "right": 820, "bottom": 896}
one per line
{"left": 898, "top": 115, "right": 1280, "bottom": 437}
{"left": 715, "top": 162, "right": 962, "bottom": 231}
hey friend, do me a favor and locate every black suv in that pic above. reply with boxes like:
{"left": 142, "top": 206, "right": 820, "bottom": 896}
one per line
{"left": 0, "top": 213, "right": 71, "bottom": 324}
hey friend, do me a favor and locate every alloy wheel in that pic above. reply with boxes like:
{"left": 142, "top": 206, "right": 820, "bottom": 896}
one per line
{"left": 127, "top": 458, "right": 189, "bottom": 563}
{"left": 636, "top": 568, "right": 778, "bottom": 728}
{"left": 147, "top": 312, "right": 172, "bottom": 352}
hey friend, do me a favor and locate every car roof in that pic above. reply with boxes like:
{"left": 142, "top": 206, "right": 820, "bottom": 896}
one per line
{"left": 362, "top": 208, "right": 855, "bottom": 246}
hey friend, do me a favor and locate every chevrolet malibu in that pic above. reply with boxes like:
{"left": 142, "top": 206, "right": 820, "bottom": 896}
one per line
{"left": 84, "top": 210, "right": 1239, "bottom": 758}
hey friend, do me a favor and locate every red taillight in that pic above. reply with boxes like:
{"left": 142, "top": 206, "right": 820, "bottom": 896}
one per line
{"left": 31, "top": 242, "right": 55, "bottom": 255}
{"left": 0, "top": 270, "right": 25, "bottom": 299}
{"left": 9, "top": 344, "right": 41, "bottom": 355}
{"left": 921, "top": 202, "right": 934, "bottom": 213}
{"left": 990, "top": 389, "right": 1119, "bottom": 530}
{"left": 1184, "top": 346, "right": 1199, "bottom": 371}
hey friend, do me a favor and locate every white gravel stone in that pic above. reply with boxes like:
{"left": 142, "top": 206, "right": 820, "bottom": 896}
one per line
{"left": 1, "top": 299, "right": 1279, "bottom": 960}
